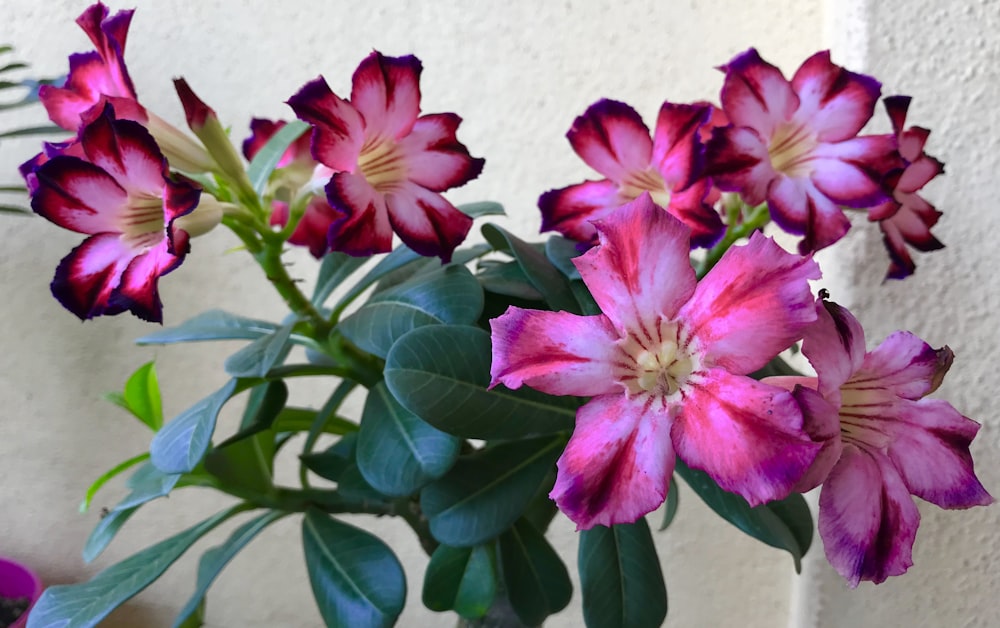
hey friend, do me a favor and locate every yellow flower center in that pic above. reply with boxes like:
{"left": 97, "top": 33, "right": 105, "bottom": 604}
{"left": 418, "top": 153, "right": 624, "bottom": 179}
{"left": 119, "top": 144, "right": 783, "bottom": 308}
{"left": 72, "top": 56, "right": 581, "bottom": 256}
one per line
{"left": 120, "top": 193, "right": 165, "bottom": 250}
{"left": 768, "top": 121, "right": 819, "bottom": 178}
{"left": 619, "top": 167, "right": 671, "bottom": 208}
{"left": 617, "top": 319, "right": 697, "bottom": 398}
{"left": 357, "top": 138, "right": 407, "bottom": 192}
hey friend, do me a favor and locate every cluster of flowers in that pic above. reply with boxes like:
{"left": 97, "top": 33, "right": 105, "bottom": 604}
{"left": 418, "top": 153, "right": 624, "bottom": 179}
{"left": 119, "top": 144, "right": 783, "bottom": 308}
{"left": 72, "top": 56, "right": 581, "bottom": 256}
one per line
{"left": 21, "top": 1, "right": 989, "bottom": 590}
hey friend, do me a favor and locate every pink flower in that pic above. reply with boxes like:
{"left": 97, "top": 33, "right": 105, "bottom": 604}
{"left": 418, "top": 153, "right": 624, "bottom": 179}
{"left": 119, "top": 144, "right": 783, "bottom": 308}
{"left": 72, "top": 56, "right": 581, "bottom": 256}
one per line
{"left": 706, "top": 49, "right": 899, "bottom": 253}
{"left": 539, "top": 99, "right": 723, "bottom": 247}
{"left": 30, "top": 104, "right": 201, "bottom": 322}
{"left": 867, "top": 96, "right": 945, "bottom": 280}
{"left": 242, "top": 118, "right": 314, "bottom": 170}
{"left": 490, "top": 194, "right": 821, "bottom": 529}
{"left": 287, "top": 52, "right": 484, "bottom": 262}
{"left": 768, "top": 298, "right": 992, "bottom": 586}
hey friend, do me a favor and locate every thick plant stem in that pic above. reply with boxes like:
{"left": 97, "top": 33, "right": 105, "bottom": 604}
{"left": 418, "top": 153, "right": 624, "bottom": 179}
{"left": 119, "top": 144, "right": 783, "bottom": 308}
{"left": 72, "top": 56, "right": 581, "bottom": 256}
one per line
{"left": 255, "top": 242, "right": 332, "bottom": 337}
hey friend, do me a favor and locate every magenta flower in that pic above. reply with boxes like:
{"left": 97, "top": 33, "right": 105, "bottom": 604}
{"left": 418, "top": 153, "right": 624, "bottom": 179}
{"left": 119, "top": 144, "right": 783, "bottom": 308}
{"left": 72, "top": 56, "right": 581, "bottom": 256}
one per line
{"left": 287, "top": 52, "right": 484, "bottom": 262}
{"left": 539, "top": 99, "right": 723, "bottom": 247}
{"left": 768, "top": 298, "right": 992, "bottom": 586}
{"left": 706, "top": 49, "right": 899, "bottom": 253}
{"left": 30, "top": 105, "right": 201, "bottom": 322}
{"left": 490, "top": 194, "right": 821, "bottom": 529}
{"left": 242, "top": 118, "right": 314, "bottom": 170}
{"left": 867, "top": 96, "right": 945, "bottom": 280}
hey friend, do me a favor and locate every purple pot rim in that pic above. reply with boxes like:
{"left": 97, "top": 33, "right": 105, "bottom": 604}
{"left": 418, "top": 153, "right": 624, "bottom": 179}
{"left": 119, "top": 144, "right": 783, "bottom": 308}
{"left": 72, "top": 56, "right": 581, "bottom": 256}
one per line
{"left": 0, "top": 556, "right": 43, "bottom": 600}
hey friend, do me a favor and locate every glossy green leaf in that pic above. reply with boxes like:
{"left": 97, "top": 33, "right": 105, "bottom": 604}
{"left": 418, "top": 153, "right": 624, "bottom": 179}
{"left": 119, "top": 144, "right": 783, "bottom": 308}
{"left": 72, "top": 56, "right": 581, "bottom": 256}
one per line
{"left": 477, "top": 260, "right": 545, "bottom": 300}
{"left": 274, "top": 406, "right": 357, "bottom": 435}
{"left": 579, "top": 519, "right": 667, "bottom": 628}
{"left": 246, "top": 119, "right": 310, "bottom": 196}
{"left": 675, "top": 460, "right": 812, "bottom": 572}
{"left": 498, "top": 518, "right": 572, "bottom": 626}
{"left": 385, "top": 325, "right": 578, "bottom": 439}
{"left": 659, "top": 475, "right": 680, "bottom": 531}
{"left": 481, "top": 223, "right": 579, "bottom": 313}
{"left": 301, "top": 433, "right": 359, "bottom": 483}
{"left": 79, "top": 453, "right": 150, "bottom": 513}
{"left": 339, "top": 265, "right": 483, "bottom": 358}
{"left": 151, "top": 379, "right": 239, "bottom": 474}
{"left": 421, "top": 437, "right": 563, "bottom": 546}
{"left": 356, "top": 382, "right": 460, "bottom": 497}
{"left": 337, "top": 464, "right": 389, "bottom": 503}
{"left": 30, "top": 505, "right": 245, "bottom": 628}
{"left": 224, "top": 323, "right": 294, "bottom": 378}
{"left": 235, "top": 379, "right": 288, "bottom": 434}
{"left": 136, "top": 309, "right": 278, "bottom": 345}
{"left": 83, "top": 507, "right": 138, "bottom": 565}
{"left": 457, "top": 201, "right": 505, "bottom": 218}
{"left": 422, "top": 544, "right": 496, "bottom": 619}
{"left": 173, "top": 510, "right": 286, "bottom": 628}
{"left": 312, "top": 252, "right": 370, "bottom": 307}
{"left": 544, "top": 235, "right": 583, "bottom": 280}
{"left": 301, "top": 509, "right": 406, "bottom": 628}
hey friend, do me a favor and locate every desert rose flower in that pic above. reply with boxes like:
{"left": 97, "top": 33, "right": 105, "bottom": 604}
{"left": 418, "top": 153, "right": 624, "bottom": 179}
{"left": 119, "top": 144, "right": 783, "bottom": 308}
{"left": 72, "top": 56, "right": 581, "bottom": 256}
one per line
{"left": 30, "top": 104, "right": 202, "bottom": 322}
{"left": 767, "top": 298, "right": 992, "bottom": 585}
{"left": 288, "top": 51, "right": 484, "bottom": 262}
{"left": 491, "top": 194, "right": 821, "bottom": 529}
{"left": 539, "top": 99, "right": 723, "bottom": 247}
{"left": 706, "top": 48, "right": 899, "bottom": 253}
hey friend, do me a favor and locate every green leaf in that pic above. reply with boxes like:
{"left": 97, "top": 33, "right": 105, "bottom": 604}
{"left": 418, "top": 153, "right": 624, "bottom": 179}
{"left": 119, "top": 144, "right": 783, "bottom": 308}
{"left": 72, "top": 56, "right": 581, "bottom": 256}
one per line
{"left": 136, "top": 309, "right": 278, "bottom": 345}
{"left": 339, "top": 264, "right": 484, "bottom": 358}
{"left": 246, "top": 119, "right": 310, "bottom": 196}
{"left": 0, "top": 203, "right": 32, "bottom": 215}
{"left": 385, "top": 325, "right": 578, "bottom": 439}
{"left": 659, "top": 475, "right": 680, "bottom": 531}
{"left": 356, "top": 382, "right": 460, "bottom": 497}
{"left": 30, "top": 505, "right": 246, "bottom": 628}
{"left": 331, "top": 245, "right": 424, "bottom": 316}
{"left": 544, "top": 235, "right": 583, "bottom": 280}
{"left": 301, "top": 509, "right": 406, "bottom": 628}
{"left": 422, "top": 544, "right": 496, "bottom": 619}
{"left": 235, "top": 379, "right": 288, "bottom": 434}
{"left": 420, "top": 437, "right": 563, "bottom": 546}
{"left": 312, "top": 252, "right": 370, "bottom": 307}
{"left": 83, "top": 507, "right": 138, "bottom": 565}
{"left": 457, "top": 201, "right": 505, "bottom": 218}
{"left": 579, "top": 519, "right": 667, "bottom": 628}
{"left": 173, "top": 510, "right": 286, "bottom": 628}
{"left": 0, "top": 123, "right": 63, "bottom": 138}
{"left": 224, "top": 323, "right": 294, "bottom": 378}
{"left": 79, "top": 453, "right": 151, "bottom": 513}
{"left": 498, "top": 519, "right": 572, "bottom": 626}
{"left": 301, "top": 433, "right": 359, "bottom": 483}
{"left": 477, "top": 261, "right": 545, "bottom": 300}
{"left": 481, "top": 223, "right": 580, "bottom": 313}
{"left": 104, "top": 361, "right": 163, "bottom": 431}
{"left": 150, "top": 380, "right": 239, "bottom": 474}
{"left": 337, "top": 464, "right": 390, "bottom": 503}
{"left": 675, "top": 460, "right": 812, "bottom": 572}
{"left": 205, "top": 431, "right": 275, "bottom": 495}
{"left": 750, "top": 354, "right": 804, "bottom": 380}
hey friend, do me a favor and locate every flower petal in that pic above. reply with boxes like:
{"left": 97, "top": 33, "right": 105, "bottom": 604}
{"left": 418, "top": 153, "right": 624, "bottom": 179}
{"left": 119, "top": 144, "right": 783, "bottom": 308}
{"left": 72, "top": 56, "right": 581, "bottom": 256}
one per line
{"left": 50, "top": 232, "right": 135, "bottom": 320}
{"left": 672, "top": 369, "right": 817, "bottom": 505}
{"left": 243, "top": 118, "right": 313, "bottom": 167}
{"left": 80, "top": 106, "right": 167, "bottom": 197}
{"left": 790, "top": 384, "right": 844, "bottom": 491}
{"left": 40, "top": 52, "right": 114, "bottom": 131}
{"left": 31, "top": 155, "right": 128, "bottom": 234}
{"left": 325, "top": 172, "right": 391, "bottom": 256}
{"left": 567, "top": 99, "right": 654, "bottom": 182}
{"left": 538, "top": 179, "right": 626, "bottom": 242}
{"left": 651, "top": 101, "right": 710, "bottom": 190}
{"left": 398, "top": 113, "right": 484, "bottom": 191}
{"left": 810, "top": 135, "right": 899, "bottom": 207}
{"left": 288, "top": 76, "right": 365, "bottom": 172}
{"left": 818, "top": 446, "right": 919, "bottom": 586}
{"left": 665, "top": 180, "right": 724, "bottom": 248}
{"left": 855, "top": 331, "right": 953, "bottom": 399}
{"left": 719, "top": 48, "right": 799, "bottom": 138}
{"left": 270, "top": 197, "right": 336, "bottom": 259}
{"left": 489, "top": 308, "right": 621, "bottom": 397}
{"left": 704, "top": 125, "right": 774, "bottom": 204}
{"left": 790, "top": 51, "right": 881, "bottom": 142}
{"left": 111, "top": 233, "right": 188, "bottom": 323}
{"left": 550, "top": 394, "right": 674, "bottom": 529}
{"left": 384, "top": 181, "right": 472, "bottom": 262}
{"left": 350, "top": 52, "right": 422, "bottom": 141}
{"left": 767, "top": 176, "right": 851, "bottom": 253}
{"left": 573, "top": 194, "right": 697, "bottom": 333}
{"left": 680, "top": 230, "right": 820, "bottom": 374}
{"left": 801, "top": 299, "right": 867, "bottom": 401}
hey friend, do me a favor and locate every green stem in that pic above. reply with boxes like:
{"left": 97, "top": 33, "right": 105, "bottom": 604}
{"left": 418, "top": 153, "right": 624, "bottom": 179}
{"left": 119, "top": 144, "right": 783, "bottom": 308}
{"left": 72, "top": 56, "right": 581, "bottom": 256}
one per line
{"left": 299, "top": 380, "right": 359, "bottom": 489}
{"left": 696, "top": 202, "right": 771, "bottom": 279}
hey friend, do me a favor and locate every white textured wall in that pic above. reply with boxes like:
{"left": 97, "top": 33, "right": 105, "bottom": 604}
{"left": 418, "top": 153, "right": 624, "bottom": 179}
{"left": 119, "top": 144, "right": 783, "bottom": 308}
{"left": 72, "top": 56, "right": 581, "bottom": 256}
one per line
{"left": 13, "top": 1, "right": 979, "bottom": 627}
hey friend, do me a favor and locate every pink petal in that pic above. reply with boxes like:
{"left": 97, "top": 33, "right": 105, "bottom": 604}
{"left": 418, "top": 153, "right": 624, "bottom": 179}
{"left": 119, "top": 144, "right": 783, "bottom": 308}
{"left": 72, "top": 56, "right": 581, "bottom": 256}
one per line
{"left": 398, "top": 113, "right": 485, "bottom": 191}
{"left": 270, "top": 197, "right": 337, "bottom": 259}
{"left": 818, "top": 446, "right": 919, "bottom": 586}
{"left": 855, "top": 331, "right": 953, "bottom": 399}
{"left": 790, "top": 384, "right": 844, "bottom": 492}
{"left": 879, "top": 200, "right": 943, "bottom": 280}
{"left": 882, "top": 398, "right": 992, "bottom": 509}
{"left": 790, "top": 51, "right": 881, "bottom": 142}
{"left": 679, "top": 231, "right": 820, "bottom": 374}
{"left": 883, "top": 95, "right": 912, "bottom": 139}
{"left": 324, "top": 172, "right": 391, "bottom": 256}
{"left": 673, "top": 369, "right": 817, "bottom": 504}
{"left": 572, "top": 194, "right": 697, "bottom": 333}
{"left": 288, "top": 76, "right": 365, "bottom": 172}
{"left": 767, "top": 176, "right": 851, "bottom": 253}
{"left": 801, "top": 299, "right": 867, "bottom": 401}
{"left": 384, "top": 181, "right": 472, "bottom": 262}
{"left": 538, "top": 179, "right": 627, "bottom": 242}
{"left": 244, "top": 118, "right": 303, "bottom": 165}
{"left": 550, "top": 394, "right": 674, "bottom": 529}
{"left": 810, "top": 135, "right": 899, "bottom": 207}
{"left": 40, "top": 52, "right": 113, "bottom": 131}
{"left": 719, "top": 48, "right": 799, "bottom": 138}
{"left": 567, "top": 99, "right": 654, "bottom": 182}
{"left": 80, "top": 107, "right": 167, "bottom": 197}
{"left": 31, "top": 156, "right": 128, "bottom": 234}
{"left": 651, "top": 102, "right": 710, "bottom": 190}
{"left": 665, "top": 180, "right": 724, "bottom": 248}
{"left": 113, "top": 233, "right": 188, "bottom": 323}
{"left": 350, "top": 52, "right": 422, "bottom": 141}
{"left": 50, "top": 232, "right": 136, "bottom": 320}
{"left": 489, "top": 307, "right": 621, "bottom": 397}
{"left": 896, "top": 154, "right": 943, "bottom": 195}
{"left": 704, "top": 125, "right": 774, "bottom": 204}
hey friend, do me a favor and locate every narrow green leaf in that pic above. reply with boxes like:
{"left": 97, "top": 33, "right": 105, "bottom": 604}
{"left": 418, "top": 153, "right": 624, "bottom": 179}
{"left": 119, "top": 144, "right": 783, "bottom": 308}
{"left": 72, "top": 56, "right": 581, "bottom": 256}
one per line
{"left": 312, "top": 252, "right": 370, "bottom": 307}
{"left": 579, "top": 519, "right": 667, "bottom": 628}
{"left": 302, "top": 509, "right": 406, "bottom": 628}
{"left": 175, "top": 600, "right": 205, "bottom": 628}
{"left": 457, "top": 201, "right": 505, "bottom": 218}
{"left": 150, "top": 380, "right": 239, "bottom": 474}
{"left": 136, "top": 309, "right": 278, "bottom": 345}
{"left": 0, "top": 123, "right": 63, "bottom": 138}
{"left": 275, "top": 407, "right": 357, "bottom": 435}
{"left": 481, "top": 223, "right": 580, "bottom": 313}
{"left": 385, "top": 325, "right": 578, "bottom": 439}
{"left": 83, "top": 507, "right": 138, "bottom": 565}
{"left": 246, "top": 119, "right": 310, "bottom": 196}
{"left": 0, "top": 203, "right": 32, "bottom": 215}
{"left": 356, "top": 382, "right": 460, "bottom": 497}
{"left": 30, "top": 505, "right": 246, "bottom": 628}
{"left": 224, "top": 323, "right": 294, "bottom": 378}
{"left": 339, "top": 265, "right": 484, "bottom": 358}
{"left": 79, "top": 453, "right": 151, "bottom": 513}
{"left": 173, "top": 510, "right": 287, "bottom": 628}
{"left": 420, "top": 437, "right": 563, "bottom": 547}
{"left": 498, "top": 519, "right": 572, "bottom": 626}
{"left": 121, "top": 361, "right": 163, "bottom": 430}
{"left": 422, "top": 544, "right": 496, "bottom": 619}
{"left": 0, "top": 184, "right": 27, "bottom": 192}
{"left": 659, "top": 475, "right": 680, "bottom": 531}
